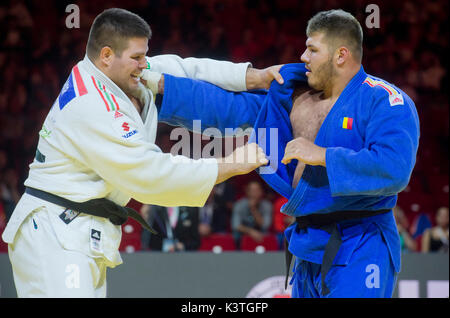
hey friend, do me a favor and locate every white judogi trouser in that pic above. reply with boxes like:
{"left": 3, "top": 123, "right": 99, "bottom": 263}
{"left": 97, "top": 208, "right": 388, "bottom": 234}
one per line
{"left": 5, "top": 194, "right": 122, "bottom": 298}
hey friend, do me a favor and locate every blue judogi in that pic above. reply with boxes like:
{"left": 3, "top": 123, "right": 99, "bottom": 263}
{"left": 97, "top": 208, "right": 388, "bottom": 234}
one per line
{"left": 157, "top": 64, "right": 420, "bottom": 297}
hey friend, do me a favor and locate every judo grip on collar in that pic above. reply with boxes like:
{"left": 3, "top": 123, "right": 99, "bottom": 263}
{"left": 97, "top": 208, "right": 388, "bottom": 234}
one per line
{"left": 25, "top": 187, "right": 159, "bottom": 235}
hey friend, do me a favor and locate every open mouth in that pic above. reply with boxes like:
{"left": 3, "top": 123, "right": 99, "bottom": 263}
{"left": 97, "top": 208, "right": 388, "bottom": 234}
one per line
{"left": 130, "top": 73, "right": 141, "bottom": 83}
{"left": 305, "top": 65, "right": 311, "bottom": 75}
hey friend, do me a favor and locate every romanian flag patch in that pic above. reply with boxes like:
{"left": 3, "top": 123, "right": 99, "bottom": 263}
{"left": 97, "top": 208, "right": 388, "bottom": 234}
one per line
{"left": 342, "top": 117, "right": 353, "bottom": 130}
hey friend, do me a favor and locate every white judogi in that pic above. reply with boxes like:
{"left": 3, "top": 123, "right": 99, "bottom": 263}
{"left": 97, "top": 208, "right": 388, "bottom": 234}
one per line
{"left": 2, "top": 55, "right": 250, "bottom": 297}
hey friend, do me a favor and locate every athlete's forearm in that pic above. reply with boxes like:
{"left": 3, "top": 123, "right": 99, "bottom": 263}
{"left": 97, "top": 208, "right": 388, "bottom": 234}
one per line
{"left": 215, "top": 161, "right": 238, "bottom": 185}
{"left": 215, "top": 143, "right": 268, "bottom": 185}
{"left": 145, "top": 54, "right": 250, "bottom": 92}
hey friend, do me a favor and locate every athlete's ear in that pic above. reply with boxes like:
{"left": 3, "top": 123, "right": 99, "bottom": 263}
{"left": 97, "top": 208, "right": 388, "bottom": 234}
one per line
{"left": 99, "top": 46, "right": 114, "bottom": 66}
{"left": 336, "top": 46, "right": 350, "bottom": 66}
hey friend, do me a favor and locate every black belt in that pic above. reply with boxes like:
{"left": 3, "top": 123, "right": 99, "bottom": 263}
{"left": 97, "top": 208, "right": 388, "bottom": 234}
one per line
{"left": 25, "top": 187, "right": 158, "bottom": 235}
{"left": 284, "top": 209, "right": 390, "bottom": 296}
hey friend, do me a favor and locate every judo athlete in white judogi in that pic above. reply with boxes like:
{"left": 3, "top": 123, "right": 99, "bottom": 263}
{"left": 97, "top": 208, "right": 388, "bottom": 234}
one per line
{"left": 1, "top": 8, "right": 277, "bottom": 297}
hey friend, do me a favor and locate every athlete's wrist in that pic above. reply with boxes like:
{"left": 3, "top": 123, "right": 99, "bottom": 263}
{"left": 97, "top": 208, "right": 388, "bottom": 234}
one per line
{"left": 158, "top": 74, "right": 165, "bottom": 94}
{"left": 245, "top": 65, "right": 284, "bottom": 90}
{"left": 245, "top": 67, "right": 259, "bottom": 90}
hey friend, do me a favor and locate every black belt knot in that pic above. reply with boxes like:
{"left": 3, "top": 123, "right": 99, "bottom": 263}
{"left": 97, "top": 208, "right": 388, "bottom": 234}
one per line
{"left": 284, "top": 209, "right": 390, "bottom": 296}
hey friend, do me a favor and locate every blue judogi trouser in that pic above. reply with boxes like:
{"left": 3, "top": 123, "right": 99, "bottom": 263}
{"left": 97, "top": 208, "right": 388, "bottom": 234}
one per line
{"left": 290, "top": 223, "right": 398, "bottom": 298}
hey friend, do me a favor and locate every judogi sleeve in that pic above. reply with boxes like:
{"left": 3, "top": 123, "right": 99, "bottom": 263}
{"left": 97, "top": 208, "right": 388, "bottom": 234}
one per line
{"left": 52, "top": 95, "right": 218, "bottom": 207}
{"left": 157, "top": 74, "right": 267, "bottom": 135}
{"left": 326, "top": 93, "right": 420, "bottom": 197}
{"left": 147, "top": 55, "right": 251, "bottom": 92}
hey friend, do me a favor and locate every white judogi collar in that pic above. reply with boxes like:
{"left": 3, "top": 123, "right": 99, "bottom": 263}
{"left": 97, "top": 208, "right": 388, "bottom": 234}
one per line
{"left": 80, "top": 55, "right": 151, "bottom": 122}
{"left": 81, "top": 55, "right": 132, "bottom": 103}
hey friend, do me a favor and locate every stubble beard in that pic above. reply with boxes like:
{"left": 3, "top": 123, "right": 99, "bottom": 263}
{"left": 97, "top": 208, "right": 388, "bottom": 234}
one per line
{"left": 308, "top": 57, "right": 334, "bottom": 92}
{"left": 116, "top": 77, "right": 140, "bottom": 100}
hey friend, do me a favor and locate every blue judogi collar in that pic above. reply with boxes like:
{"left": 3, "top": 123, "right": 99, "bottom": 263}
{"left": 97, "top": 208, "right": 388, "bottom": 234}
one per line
{"left": 157, "top": 62, "right": 420, "bottom": 278}
{"left": 249, "top": 63, "right": 309, "bottom": 199}
{"left": 249, "top": 64, "right": 370, "bottom": 215}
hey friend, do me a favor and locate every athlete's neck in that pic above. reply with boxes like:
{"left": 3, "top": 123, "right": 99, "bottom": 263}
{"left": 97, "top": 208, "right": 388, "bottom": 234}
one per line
{"left": 323, "top": 64, "right": 360, "bottom": 100}
{"left": 129, "top": 95, "right": 142, "bottom": 113}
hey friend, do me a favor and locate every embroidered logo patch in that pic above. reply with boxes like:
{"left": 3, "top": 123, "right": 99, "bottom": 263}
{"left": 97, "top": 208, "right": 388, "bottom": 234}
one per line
{"left": 39, "top": 125, "right": 52, "bottom": 138}
{"left": 122, "top": 130, "right": 138, "bottom": 138}
{"left": 112, "top": 118, "right": 139, "bottom": 140}
{"left": 122, "top": 122, "right": 130, "bottom": 132}
{"left": 90, "top": 229, "right": 102, "bottom": 253}
{"left": 342, "top": 117, "right": 353, "bottom": 130}
{"left": 91, "top": 229, "right": 101, "bottom": 240}
{"left": 389, "top": 94, "right": 404, "bottom": 106}
{"left": 59, "top": 209, "right": 80, "bottom": 224}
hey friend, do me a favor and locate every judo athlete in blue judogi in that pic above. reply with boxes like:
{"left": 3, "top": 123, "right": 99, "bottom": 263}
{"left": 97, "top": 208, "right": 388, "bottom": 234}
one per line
{"left": 151, "top": 10, "right": 420, "bottom": 297}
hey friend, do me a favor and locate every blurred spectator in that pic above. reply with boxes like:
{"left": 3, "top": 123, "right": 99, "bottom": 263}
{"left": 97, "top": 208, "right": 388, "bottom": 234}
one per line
{"left": 0, "top": 168, "right": 20, "bottom": 221}
{"left": 410, "top": 212, "right": 433, "bottom": 239}
{"left": 231, "top": 181, "right": 272, "bottom": 248}
{"left": 393, "top": 206, "right": 418, "bottom": 252}
{"left": 0, "top": 150, "right": 7, "bottom": 171}
{"left": 421, "top": 206, "right": 449, "bottom": 253}
{"left": 8, "top": 0, "right": 33, "bottom": 28}
{"left": 0, "top": 201, "right": 6, "bottom": 230}
{"left": 161, "top": 28, "right": 192, "bottom": 57}
{"left": 419, "top": 51, "right": 446, "bottom": 91}
{"left": 140, "top": 204, "right": 201, "bottom": 252}
{"left": 198, "top": 181, "right": 235, "bottom": 237}
{"left": 0, "top": 0, "right": 448, "bottom": 253}
{"left": 272, "top": 196, "right": 294, "bottom": 250}
{"left": 196, "top": 25, "right": 230, "bottom": 60}
{"left": 198, "top": 192, "right": 215, "bottom": 238}
{"left": 231, "top": 28, "right": 263, "bottom": 63}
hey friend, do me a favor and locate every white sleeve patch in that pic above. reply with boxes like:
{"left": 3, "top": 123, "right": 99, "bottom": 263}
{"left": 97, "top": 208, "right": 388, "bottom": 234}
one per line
{"left": 389, "top": 94, "right": 404, "bottom": 106}
{"left": 111, "top": 114, "right": 140, "bottom": 141}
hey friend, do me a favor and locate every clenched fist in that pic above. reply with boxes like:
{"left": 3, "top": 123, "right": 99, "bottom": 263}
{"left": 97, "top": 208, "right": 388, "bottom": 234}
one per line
{"left": 281, "top": 137, "right": 327, "bottom": 166}
{"left": 215, "top": 143, "right": 269, "bottom": 184}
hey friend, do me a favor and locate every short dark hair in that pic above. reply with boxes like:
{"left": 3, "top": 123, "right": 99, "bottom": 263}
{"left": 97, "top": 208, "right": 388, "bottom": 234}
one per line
{"left": 306, "top": 9, "right": 363, "bottom": 62}
{"left": 86, "top": 8, "right": 151, "bottom": 60}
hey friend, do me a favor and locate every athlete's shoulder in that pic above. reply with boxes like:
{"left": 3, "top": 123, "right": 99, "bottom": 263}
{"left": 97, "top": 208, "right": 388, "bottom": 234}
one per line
{"left": 55, "top": 64, "right": 127, "bottom": 118}
{"left": 360, "top": 74, "right": 419, "bottom": 129}
{"left": 361, "top": 74, "right": 414, "bottom": 107}
{"left": 54, "top": 63, "right": 89, "bottom": 111}
{"left": 75, "top": 65, "right": 123, "bottom": 113}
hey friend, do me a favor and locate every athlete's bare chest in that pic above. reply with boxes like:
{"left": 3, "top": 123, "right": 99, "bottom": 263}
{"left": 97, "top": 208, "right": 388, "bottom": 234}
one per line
{"left": 290, "top": 89, "right": 335, "bottom": 141}
{"left": 289, "top": 89, "right": 335, "bottom": 188}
